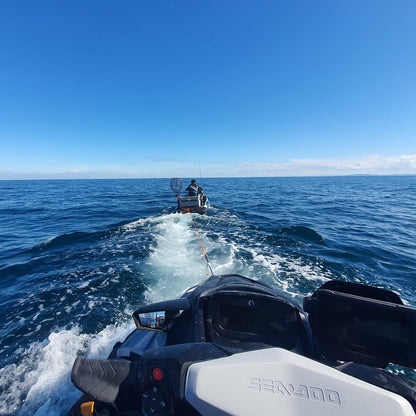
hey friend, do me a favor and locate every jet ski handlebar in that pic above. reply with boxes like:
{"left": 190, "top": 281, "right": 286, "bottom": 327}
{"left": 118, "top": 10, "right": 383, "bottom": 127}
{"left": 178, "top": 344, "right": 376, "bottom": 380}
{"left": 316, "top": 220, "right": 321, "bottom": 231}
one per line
{"left": 71, "top": 343, "right": 229, "bottom": 416}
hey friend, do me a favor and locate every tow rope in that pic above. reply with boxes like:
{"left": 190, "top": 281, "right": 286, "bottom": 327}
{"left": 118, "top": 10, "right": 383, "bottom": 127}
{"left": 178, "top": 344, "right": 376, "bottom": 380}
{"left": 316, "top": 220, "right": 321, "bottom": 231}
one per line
{"left": 185, "top": 209, "right": 214, "bottom": 276}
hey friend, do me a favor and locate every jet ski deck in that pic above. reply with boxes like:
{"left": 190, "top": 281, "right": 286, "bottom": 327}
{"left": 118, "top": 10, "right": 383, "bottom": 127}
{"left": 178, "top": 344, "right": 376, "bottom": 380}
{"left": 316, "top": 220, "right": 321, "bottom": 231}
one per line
{"left": 67, "top": 274, "right": 416, "bottom": 416}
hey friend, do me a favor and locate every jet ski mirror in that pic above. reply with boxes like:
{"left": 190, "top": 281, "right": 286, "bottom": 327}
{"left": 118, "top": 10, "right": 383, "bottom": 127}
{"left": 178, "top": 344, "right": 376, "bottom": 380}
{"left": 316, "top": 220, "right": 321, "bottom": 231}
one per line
{"left": 133, "top": 298, "right": 190, "bottom": 332}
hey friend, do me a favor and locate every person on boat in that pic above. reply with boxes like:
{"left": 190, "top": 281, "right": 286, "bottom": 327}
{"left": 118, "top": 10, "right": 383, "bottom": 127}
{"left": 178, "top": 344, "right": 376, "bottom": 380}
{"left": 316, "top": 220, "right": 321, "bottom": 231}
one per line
{"left": 186, "top": 179, "right": 199, "bottom": 196}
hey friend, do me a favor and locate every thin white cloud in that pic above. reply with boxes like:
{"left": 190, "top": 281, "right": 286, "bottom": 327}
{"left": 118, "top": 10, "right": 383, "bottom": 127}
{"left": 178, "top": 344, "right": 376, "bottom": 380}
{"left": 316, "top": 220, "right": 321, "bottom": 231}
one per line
{"left": 1, "top": 154, "right": 415, "bottom": 179}
{"left": 225, "top": 154, "right": 416, "bottom": 177}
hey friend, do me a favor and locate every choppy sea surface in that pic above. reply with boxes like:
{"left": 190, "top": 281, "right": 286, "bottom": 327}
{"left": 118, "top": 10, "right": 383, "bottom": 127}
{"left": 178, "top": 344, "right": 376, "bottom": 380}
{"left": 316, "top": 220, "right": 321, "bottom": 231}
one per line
{"left": 0, "top": 176, "right": 415, "bottom": 415}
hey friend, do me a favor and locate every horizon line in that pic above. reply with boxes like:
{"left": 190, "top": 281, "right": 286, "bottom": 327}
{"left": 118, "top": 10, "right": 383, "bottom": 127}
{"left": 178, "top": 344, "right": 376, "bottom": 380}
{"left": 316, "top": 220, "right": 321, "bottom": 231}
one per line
{"left": 1, "top": 173, "right": 416, "bottom": 181}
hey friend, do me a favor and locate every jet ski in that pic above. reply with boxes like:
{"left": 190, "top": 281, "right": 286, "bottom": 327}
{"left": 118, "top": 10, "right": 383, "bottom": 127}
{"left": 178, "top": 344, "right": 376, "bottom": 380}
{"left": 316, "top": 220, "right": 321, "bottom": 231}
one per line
{"left": 67, "top": 274, "right": 416, "bottom": 416}
{"left": 170, "top": 178, "right": 208, "bottom": 214}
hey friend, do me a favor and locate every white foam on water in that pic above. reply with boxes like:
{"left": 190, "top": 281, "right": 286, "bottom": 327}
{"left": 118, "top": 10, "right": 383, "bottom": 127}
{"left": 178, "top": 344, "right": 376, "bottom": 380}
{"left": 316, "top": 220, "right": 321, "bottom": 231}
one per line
{"left": 0, "top": 322, "right": 134, "bottom": 416}
{"left": 77, "top": 281, "right": 89, "bottom": 289}
{"left": 143, "top": 214, "right": 208, "bottom": 302}
{"left": 1, "top": 212, "right": 336, "bottom": 415}
{"left": 205, "top": 235, "right": 239, "bottom": 275}
{"left": 251, "top": 251, "right": 331, "bottom": 295}
{"left": 0, "top": 213, "right": 209, "bottom": 415}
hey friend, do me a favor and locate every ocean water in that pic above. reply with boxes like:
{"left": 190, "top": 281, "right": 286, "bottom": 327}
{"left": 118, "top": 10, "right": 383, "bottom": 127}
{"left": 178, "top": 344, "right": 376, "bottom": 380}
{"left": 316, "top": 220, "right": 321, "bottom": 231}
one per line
{"left": 0, "top": 176, "right": 415, "bottom": 415}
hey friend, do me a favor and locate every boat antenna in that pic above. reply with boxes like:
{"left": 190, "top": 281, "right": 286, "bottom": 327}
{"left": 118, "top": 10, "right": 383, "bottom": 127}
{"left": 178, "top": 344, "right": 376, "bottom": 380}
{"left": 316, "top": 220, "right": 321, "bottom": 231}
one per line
{"left": 186, "top": 209, "right": 214, "bottom": 276}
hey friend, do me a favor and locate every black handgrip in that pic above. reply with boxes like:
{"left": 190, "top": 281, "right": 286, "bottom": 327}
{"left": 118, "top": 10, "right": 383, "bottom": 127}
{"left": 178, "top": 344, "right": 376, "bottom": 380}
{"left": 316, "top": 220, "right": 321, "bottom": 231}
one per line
{"left": 71, "top": 357, "right": 138, "bottom": 404}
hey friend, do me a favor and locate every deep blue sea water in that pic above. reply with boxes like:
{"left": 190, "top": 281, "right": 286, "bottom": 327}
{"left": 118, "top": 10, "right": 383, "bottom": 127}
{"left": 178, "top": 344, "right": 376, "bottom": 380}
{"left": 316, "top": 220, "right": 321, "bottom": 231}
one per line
{"left": 0, "top": 176, "right": 415, "bottom": 415}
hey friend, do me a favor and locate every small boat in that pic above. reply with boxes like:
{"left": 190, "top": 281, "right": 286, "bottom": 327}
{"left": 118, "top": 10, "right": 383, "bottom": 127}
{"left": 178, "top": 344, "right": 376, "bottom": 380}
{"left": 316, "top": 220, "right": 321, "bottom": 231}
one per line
{"left": 67, "top": 274, "right": 416, "bottom": 416}
{"left": 170, "top": 178, "right": 208, "bottom": 214}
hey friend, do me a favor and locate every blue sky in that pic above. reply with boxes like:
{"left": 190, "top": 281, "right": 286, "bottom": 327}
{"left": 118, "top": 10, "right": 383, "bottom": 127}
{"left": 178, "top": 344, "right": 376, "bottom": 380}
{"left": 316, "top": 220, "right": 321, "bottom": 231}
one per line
{"left": 1, "top": 0, "right": 415, "bottom": 179}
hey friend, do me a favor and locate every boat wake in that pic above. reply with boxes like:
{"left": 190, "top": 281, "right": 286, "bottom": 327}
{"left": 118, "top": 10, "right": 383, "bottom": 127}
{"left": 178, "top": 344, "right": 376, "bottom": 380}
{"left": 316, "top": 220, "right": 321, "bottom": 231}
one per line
{"left": 0, "top": 212, "right": 367, "bottom": 415}
{"left": 0, "top": 213, "right": 227, "bottom": 415}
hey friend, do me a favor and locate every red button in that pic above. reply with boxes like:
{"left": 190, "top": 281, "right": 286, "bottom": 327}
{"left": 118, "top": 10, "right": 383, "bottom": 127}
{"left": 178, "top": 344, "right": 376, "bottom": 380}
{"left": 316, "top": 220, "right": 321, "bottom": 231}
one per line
{"left": 152, "top": 367, "right": 164, "bottom": 382}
